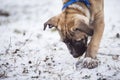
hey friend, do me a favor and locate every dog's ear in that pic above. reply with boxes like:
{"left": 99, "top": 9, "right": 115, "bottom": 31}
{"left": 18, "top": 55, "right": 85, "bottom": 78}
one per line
{"left": 44, "top": 15, "right": 59, "bottom": 30}
{"left": 74, "top": 20, "right": 94, "bottom": 36}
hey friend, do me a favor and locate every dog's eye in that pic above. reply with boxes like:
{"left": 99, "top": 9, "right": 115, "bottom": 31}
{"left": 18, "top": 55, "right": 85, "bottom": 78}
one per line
{"left": 74, "top": 28, "right": 83, "bottom": 32}
{"left": 73, "top": 28, "right": 78, "bottom": 31}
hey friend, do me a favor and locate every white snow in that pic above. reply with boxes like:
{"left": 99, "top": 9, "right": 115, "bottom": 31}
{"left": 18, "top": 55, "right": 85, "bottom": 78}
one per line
{"left": 0, "top": 0, "right": 120, "bottom": 80}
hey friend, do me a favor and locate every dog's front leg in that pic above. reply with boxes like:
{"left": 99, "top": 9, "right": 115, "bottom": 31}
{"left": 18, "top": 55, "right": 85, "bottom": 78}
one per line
{"left": 83, "top": 13, "right": 105, "bottom": 69}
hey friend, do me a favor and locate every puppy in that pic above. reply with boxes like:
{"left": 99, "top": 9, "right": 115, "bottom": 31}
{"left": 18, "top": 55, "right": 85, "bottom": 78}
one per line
{"left": 44, "top": 0, "right": 104, "bottom": 69}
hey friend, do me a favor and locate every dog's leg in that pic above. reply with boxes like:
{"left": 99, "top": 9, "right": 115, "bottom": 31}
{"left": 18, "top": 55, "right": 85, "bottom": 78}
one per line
{"left": 86, "top": 15, "right": 104, "bottom": 58}
{"left": 85, "top": 0, "right": 104, "bottom": 58}
{"left": 83, "top": 13, "right": 104, "bottom": 69}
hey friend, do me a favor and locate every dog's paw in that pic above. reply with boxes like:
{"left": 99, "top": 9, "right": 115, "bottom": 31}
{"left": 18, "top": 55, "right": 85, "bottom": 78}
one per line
{"left": 75, "top": 57, "right": 100, "bottom": 70}
{"left": 82, "top": 57, "right": 99, "bottom": 69}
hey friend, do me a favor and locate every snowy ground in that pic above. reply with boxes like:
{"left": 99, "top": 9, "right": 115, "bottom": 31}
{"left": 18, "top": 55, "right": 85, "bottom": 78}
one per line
{"left": 0, "top": 0, "right": 120, "bottom": 80}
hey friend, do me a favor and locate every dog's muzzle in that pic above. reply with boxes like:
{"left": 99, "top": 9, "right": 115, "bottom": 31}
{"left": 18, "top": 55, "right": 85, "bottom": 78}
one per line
{"left": 63, "top": 37, "right": 88, "bottom": 58}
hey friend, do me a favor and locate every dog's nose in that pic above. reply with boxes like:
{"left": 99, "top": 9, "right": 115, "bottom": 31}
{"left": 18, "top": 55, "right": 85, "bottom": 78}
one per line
{"left": 63, "top": 37, "right": 87, "bottom": 58}
{"left": 71, "top": 52, "right": 80, "bottom": 58}
{"left": 69, "top": 48, "right": 81, "bottom": 58}
{"left": 70, "top": 40, "right": 87, "bottom": 58}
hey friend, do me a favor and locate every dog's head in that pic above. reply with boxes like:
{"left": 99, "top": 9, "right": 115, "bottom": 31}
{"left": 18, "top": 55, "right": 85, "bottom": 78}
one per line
{"left": 44, "top": 13, "right": 93, "bottom": 58}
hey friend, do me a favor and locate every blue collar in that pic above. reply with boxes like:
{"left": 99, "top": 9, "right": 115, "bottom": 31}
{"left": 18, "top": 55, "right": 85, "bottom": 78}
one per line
{"left": 62, "top": 0, "right": 90, "bottom": 10}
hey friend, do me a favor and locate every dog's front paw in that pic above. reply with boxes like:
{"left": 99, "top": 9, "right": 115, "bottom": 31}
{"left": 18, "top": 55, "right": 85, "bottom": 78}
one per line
{"left": 75, "top": 57, "right": 100, "bottom": 70}
{"left": 82, "top": 57, "right": 99, "bottom": 69}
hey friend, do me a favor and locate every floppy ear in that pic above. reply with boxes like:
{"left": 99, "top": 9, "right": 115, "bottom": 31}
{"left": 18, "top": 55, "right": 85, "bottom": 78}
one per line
{"left": 74, "top": 20, "right": 94, "bottom": 36}
{"left": 44, "top": 15, "right": 59, "bottom": 30}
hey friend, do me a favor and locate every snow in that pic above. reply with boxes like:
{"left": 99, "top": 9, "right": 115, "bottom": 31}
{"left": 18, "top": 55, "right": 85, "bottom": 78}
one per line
{"left": 0, "top": 0, "right": 120, "bottom": 80}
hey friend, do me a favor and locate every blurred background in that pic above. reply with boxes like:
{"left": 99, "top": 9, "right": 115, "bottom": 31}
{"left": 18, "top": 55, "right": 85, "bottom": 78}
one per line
{"left": 0, "top": 0, "right": 120, "bottom": 80}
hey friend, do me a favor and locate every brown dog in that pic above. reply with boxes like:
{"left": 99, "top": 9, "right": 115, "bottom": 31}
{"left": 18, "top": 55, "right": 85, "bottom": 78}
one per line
{"left": 44, "top": 0, "right": 104, "bottom": 69}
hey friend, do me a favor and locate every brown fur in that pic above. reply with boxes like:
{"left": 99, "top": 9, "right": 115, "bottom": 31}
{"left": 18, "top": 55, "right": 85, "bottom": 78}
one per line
{"left": 44, "top": 0, "right": 104, "bottom": 59}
